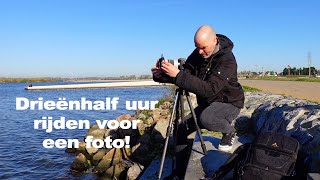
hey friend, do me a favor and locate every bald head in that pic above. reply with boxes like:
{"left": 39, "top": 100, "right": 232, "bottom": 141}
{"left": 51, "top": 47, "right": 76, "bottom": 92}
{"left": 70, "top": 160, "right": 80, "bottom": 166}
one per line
{"left": 194, "top": 25, "right": 216, "bottom": 42}
{"left": 194, "top": 25, "right": 218, "bottom": 58}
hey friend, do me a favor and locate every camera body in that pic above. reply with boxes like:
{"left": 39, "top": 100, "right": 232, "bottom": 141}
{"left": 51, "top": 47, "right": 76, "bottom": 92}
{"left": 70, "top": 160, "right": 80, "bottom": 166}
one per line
{"left": 158, "top": 54, "right": 186, "bottom": 70}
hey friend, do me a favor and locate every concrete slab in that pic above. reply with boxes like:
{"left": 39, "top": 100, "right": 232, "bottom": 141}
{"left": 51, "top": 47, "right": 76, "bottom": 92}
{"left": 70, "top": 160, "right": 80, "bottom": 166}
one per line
{"left": 185, "top": 133, "right": 255, "bottom": 180}
{"left": 308, "top": 173, "right": 320, "bottom": 180}
{"left": 25, "top": 80, "right": 163, "bottom": 90}
{"left": 140, "top": 133, "right": 255, "bottom": 180}
{"left": 140, "top": 156, "right": 173, "bottom": 180}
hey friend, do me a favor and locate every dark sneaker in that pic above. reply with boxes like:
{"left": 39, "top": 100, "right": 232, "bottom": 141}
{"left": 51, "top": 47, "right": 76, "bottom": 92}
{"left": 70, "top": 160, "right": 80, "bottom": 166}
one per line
{"left": 218, "top": 133, "right": 235, "bottom": 152}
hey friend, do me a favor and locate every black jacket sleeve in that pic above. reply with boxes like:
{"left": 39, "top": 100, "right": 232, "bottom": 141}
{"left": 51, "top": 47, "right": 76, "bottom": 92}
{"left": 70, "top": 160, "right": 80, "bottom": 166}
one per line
{"left": 152, "top": 72, "right": 175, "bottom": 84}
{"left": 174, "top": 53, "right": 237, "bottom": 98}
{"left": 153, "top": 58, "right": 195, "bottom": 84}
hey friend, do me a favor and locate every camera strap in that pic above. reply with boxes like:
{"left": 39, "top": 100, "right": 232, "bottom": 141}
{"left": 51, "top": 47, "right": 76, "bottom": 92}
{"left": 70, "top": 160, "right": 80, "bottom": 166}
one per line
{"left": 202, "top": 56, "right": 223, "bottom": 80}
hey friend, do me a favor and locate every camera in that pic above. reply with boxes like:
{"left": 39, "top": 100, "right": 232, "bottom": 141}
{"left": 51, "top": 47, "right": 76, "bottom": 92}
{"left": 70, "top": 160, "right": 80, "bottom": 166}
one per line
{"left": 158, "top": 54, "right": 186, "bottom": 70}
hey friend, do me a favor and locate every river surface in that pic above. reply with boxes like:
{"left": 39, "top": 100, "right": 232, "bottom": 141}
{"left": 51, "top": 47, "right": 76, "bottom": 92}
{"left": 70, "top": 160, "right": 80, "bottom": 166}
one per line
{"left": 0, "top": 82, "right": 168, "bottom": 179}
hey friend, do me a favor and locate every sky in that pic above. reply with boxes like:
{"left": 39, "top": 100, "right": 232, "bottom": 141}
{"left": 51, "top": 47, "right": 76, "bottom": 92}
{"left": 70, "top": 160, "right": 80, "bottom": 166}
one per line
{"left": 0, "top": 0, "right": 319, "bottom": 78}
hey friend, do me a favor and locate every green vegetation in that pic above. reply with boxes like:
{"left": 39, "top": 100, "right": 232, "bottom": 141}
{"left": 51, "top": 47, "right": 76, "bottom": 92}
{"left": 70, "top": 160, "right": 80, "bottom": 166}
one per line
{"left": 242, "top": 85, "right": 261, "bottom": 92}
{"left": 0, "top": 78, "right": 61, "bottom": 83}
{"left": 155, "top": 86, "right": 175, "bottom": 108}
{"left": 201, "top": 129, "right": 223, "bottom": 137}
{"left": 246, "top": 76, "right": 320, "bottom": 83}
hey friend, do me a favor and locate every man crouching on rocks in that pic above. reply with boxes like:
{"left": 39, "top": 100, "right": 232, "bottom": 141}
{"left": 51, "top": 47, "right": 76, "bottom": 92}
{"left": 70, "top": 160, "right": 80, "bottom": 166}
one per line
{"left": 151, "top": 25, "right": 245, "bottom": 179}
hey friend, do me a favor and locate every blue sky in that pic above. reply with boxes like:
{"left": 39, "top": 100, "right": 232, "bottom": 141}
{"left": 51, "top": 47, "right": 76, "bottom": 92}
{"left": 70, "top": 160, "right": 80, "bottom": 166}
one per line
{"left": 0, "top": 0, "right": 319, "bottom": 77}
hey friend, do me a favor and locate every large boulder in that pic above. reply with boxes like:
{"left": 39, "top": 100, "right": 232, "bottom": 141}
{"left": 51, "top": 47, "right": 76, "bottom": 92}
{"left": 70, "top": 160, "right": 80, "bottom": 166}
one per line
{"left": 70, "top": 153, "right": 89, "bottom": 172}
{"left": 127, "top": 163, "right": 144, "bottom": 180}
{"left": 85, "top": 124, "right": 106, "bottom": 139}
{"left": 152, "top": 118, "right": 169, "bottom": 141}
{"left": 91, "top": 149, "right": 107, "bottom": 166}
{"left": 104, "top": 163, "right": 126, "bottom": 179}
{"left": 93, "top": 148, "right": 122, "bottom": 174}
{"left": 75, "top": 141, "right": 91, "bottom": 160}
{"left": 116, "top": 114, "right": 132, "bottom": 122}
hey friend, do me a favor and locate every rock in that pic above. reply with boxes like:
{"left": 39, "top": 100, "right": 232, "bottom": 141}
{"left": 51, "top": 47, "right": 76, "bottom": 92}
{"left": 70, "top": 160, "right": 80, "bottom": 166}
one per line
{"left": 131, "top": 143, "right": 141, "bottom": 155}
{"left": 137, "top": 113, "right": 147, "bottom": 121}
{"left": 65, "top": 146, "right": 76, "bottom": 153}
{"left": 104, "top": 163, "right": 126, "bottom": 179}
{"left": 92, "top": 150, "right": 107, "bottom": 166}
{"left": 137, "top": 122, "right": 147, "bottom": 135}
{"left": 183, "top": 94, "right": 198, "bottom": 115}
{"left": 152, "top": 108, "right": 162, "bottom": 120}
{"left": 76, "top": 141, "right": 86, "bottom": 154}
{"left": 243, "top": 92, "right": 320, "bottom": 172}
{"left": 152, "top": 118, "right": 169, "bottom": 141}
{"left": 290, "top": 127, "right": 314, "bottom": 145}
{"left": 160, "top": 110, "right": 169, "bottom": 117}
{"left": 146, "top": 117, "right": 154, "bottom": 125}
{"left": 85, "top": 126, "right": 106, "bottom": 140}
{"left": 93, "top": 148, "right": 122, "bottom": 174}
{"left": 160, "top": 101, "right": 171, "bottom": 109}
{"left": 75, "top": 141, "right": 92, "bottom": 160}
{"left": 127, "top": 163, "right": 144, "bottom": 180}
{"left": 85, "top": 126, "right": 106, "bottom": 156}
{"left": 70, "top": 153, "right": 89, "bottom": 172}
{"left": 85, "top": 145, "right": 99, "bottom": 156}
{"left": 116, "top": 114, "right": 132, "bottom": 122}
{"left": 121, "top": 147, "right": 132, "bottom": 159}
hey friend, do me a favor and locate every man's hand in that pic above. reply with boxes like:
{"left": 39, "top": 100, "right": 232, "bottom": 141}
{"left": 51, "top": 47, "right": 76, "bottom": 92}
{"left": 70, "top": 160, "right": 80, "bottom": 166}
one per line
{"left": 151, "top": 60, "right": 162, "bottom": 78}
{"left": 161, "top": 61, "right": 180, "bottom": 77}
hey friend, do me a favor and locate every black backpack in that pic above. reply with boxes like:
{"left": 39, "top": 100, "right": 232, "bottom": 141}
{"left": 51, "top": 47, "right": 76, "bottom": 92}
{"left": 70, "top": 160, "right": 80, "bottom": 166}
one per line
{"left": 210, "top": 132, "right": 300, "bottom": 180}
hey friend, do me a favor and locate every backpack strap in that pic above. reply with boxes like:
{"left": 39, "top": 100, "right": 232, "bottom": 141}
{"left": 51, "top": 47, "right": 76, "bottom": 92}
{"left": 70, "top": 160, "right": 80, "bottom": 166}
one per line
{"left": 211, "top": 144, "right": 251, "bottom": 180}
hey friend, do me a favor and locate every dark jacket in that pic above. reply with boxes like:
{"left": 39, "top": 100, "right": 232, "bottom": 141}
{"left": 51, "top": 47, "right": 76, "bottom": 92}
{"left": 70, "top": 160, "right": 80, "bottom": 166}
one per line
{"left": 153, "top": 34, "right": 244, "bottom": 108}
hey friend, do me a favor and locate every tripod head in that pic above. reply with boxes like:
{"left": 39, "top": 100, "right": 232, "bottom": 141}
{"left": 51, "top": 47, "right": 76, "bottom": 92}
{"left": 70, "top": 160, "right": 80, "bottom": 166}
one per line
{"left": 177, "top": 58, "right": 186, "bottom": 70}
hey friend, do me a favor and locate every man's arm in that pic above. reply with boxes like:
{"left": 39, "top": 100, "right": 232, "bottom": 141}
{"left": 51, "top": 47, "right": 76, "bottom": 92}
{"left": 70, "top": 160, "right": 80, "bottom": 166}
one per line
{"left": 174, "top": 54, "right": 236, "bottom": 98}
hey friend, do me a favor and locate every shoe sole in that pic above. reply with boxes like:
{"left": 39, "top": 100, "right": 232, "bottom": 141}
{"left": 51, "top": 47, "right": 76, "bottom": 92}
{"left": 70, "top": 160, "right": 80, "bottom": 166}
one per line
{"left": 218, "top": 137, "right": 235, "bottom": 151}
{"left": 218, "top": 145, "right": 233, "bottom": 151}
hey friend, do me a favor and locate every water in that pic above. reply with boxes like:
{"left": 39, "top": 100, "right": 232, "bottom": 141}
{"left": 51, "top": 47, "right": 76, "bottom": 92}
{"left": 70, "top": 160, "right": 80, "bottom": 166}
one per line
{"left": 0, "top": 82, "right": 169, "bottom": 179}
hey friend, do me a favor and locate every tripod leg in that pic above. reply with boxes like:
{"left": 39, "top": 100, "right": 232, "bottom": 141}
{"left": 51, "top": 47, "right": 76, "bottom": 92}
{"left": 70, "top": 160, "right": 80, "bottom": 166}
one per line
{"left": 172, "top": 91, "right": 181, "bottom": 172}
{"left": 179, "top": 90, "right": 187, "bottom": 129}
{"left": 158, "top": 90, "right": 180, "bottom": 180}
{"left": 185, "top": 91, "right": 208, "bottom": 155}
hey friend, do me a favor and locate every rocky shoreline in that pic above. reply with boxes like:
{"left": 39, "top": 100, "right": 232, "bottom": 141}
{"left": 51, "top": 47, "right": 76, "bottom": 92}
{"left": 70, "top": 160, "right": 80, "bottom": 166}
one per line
{"left": 65, "top": 97, "right": 180, "bottom": 179}
{"left": 65, "top": 92, "right": 320, "bottom": 179}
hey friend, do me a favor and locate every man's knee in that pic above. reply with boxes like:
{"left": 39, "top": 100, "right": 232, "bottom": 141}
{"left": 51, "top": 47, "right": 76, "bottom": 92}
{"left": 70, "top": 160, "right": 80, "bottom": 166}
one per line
{"left": 199, "top": 110, "right": 219, "bottom": 131}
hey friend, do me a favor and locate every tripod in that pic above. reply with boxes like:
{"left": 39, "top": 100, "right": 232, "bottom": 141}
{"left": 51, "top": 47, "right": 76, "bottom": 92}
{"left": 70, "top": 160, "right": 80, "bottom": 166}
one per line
{"left": 158, "top": 87, "right": 208, "bottom": 179}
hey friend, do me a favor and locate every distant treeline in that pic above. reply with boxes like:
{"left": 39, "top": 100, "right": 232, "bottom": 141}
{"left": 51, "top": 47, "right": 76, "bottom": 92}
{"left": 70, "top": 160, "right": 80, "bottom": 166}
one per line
{"left": 282, "top": 66, "right": 318, "bottom": 76}
{"left": 246, "top": 76, "right": 320, "bottom": 83}
{"left": 0, "top": 78, "right": 62, "bottom": 83}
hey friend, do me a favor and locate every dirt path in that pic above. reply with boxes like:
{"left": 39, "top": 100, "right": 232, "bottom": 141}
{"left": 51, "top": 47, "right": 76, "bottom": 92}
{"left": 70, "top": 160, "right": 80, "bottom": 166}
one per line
{"left": 239, "top": 80, "right": 320, "bottom": 103}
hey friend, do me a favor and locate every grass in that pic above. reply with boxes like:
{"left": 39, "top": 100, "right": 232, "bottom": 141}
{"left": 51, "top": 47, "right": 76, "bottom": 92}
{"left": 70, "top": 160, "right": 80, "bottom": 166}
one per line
{"left": 201, "top": 129, "right": 223, "bottom": 137}
{"left": 242, "top": 85, "right": 261, "bottom": 92}
{"left": 245, "top": 76, "right": 320, "bottom": 83}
